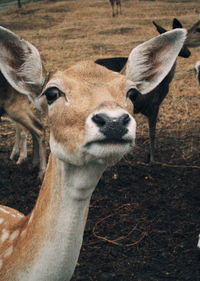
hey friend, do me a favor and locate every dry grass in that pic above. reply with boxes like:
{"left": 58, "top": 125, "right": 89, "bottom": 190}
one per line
{"left": 0, "top": 0, "right": 199, "bottom": 159}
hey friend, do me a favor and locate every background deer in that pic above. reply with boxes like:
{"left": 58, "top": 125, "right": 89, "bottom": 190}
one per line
{"left": 0, "top": 77, "right": 47, "bottom": 180}
{"left": 9, "top": 123, "right": 29, "bottom": 165}
{"left": 0, "top": 26, "right": 186, "bottom": 280}
{"left": 96, "top": 19, "right": 191, "bottom": 163}
{"left": 109, "top": 0, "right": 121, "bottom": 17}
{"left": 185, "top": 18, "right": 200, "bottom": 47}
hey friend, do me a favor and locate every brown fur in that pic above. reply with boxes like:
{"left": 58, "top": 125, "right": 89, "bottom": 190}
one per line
{"left": 49, "top": 62, "right": 132, "bottom": 154}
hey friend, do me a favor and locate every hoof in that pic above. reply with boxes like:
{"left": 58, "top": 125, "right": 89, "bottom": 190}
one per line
{"left": 16, "top": 157, "right": 26, "bottom": 165}
{"left": 10, "top": 152, "right": 18, "bottom": 161}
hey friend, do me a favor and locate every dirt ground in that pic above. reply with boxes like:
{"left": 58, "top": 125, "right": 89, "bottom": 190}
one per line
{"left": 0, "top": 0, "right": 200, "bottom": 280}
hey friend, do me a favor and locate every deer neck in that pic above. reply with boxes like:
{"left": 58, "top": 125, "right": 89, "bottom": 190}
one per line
{"left": 17, "top": 153, "right": 105, "bottom": 281}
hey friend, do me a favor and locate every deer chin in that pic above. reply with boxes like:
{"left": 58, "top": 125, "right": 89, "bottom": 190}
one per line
{"left": 83, "top": 138, "right": 134, "bottom": 166}
{"left": 50, "top": 134, "right": 134, "bottom": 166}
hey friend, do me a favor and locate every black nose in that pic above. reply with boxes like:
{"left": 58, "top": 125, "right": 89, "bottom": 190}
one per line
{"left": 92, "top": 113, "right": 130, "bottom": 139}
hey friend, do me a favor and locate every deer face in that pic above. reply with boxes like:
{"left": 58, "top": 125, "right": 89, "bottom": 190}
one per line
{"left": 42, "top": 62, "right": 136, "bottom": 166}
{"left": 186, "top": 20, "right": 200, "bottom": 47}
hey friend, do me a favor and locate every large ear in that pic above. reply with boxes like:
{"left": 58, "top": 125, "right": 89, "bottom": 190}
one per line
{"left": 125, "top": 29, "right": 187, "bottom": 94}
{"left": 173, "top": 18, "right": 183, "bottom": 29}
{"left": 0, "top": 26, "right": 47, "bottom": 101}
{"left": 152, "top": 21, "right": 167, "bottom": 34}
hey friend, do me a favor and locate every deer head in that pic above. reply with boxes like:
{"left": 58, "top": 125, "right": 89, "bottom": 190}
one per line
{"left": 186, "top": 19, "right": 200, "bottom": 48}
{"left": 164, "top": 17, "right": 200, "bottom": 48}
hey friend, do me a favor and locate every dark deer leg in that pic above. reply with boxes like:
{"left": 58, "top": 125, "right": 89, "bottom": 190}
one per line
{"left": 112, "top": 6, "right": 115, "bottom": 17}
{"left": 147, "top": 107, "right": 159, "bottom": 164}
{"left": 116, "top": 3, "right": 118, "bottom": 16}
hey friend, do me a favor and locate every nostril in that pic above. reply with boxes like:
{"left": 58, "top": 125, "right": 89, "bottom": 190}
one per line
{"left": 92, "top": 114, "right": 106, "bottom": 127}
{"left": 90, "top": 112, "right": 132, "bottom": 140}
{"left": 121, "top": 114, "right": 130, "bottom": 126}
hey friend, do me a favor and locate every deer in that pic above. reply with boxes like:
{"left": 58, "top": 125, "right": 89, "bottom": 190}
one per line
{"left": 109, "top": 0, "right": 121, "bottom": 17}
{"left": 0, "top": 73, "right": 47, "bottom": 180}
{"left": 161, "top": 18, "right": 200, "bottom": 48}
{"left": 185, "top": 18, "right": 200, "bottom": 47}
{"left": 9, "top": 123, "right": 29, "bottom": 165}
{"left": 96, "top": 18, "right": 191, "bottom": 163}
{"left": 0, "top": 26, "right": 186, "bottom": 280}
{"left": 195, "top": 61, "right": 200, "bottom": 85}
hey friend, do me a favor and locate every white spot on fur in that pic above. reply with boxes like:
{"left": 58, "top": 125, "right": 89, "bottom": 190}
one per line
{"left": 15, "top": 213, "right": 24, "bottom": 218}
{"left": 20, "top": 229, "right": 27, "bottom": 238}
{"left": 10, "top": 214, "right": 17, "bottom": 218}
{"left": 0, "top": 208, "right": 10, "bottom": 215}
{"left": 28, "top": 212, "right": 34, "bottom": 225}
{"left": 0, "top": 207, "right": 23, "bottom": 218}
{"left": 9, "top": 229, "right": 20, "bottom": 241}
{"left": 3, "top": 246, "right": 13, "bottom": 258}
{"left": 1, "top": 229, "right": 10, "bottom": 243}
{"left": 0, "top": 218, "right": 4, "bottom": 224}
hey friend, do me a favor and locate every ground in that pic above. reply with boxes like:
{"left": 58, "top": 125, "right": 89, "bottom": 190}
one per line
{"left": 0, "top": 0, "right": 199, "bottom": 280}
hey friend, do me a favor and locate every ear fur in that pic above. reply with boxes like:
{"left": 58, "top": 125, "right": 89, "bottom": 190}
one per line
{"left": 0, "top": 26, "right": 47, "bottom": 100}
{"left": 126, "top": 29, "right": 187, "bottom": 94}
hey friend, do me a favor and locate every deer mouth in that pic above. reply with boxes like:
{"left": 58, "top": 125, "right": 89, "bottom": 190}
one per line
{"left": 84, "top": 138, "right": 132, "bottom": 147}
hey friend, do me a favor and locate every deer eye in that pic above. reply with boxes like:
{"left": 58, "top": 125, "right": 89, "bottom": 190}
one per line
{"left": 44, "top": 87, "right": 62, "bottom": 105}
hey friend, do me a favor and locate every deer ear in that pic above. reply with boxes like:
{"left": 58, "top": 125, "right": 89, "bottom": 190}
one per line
{"left": 173, "top": 18, "right": 183, "bottom": 29}
{"left": 125, "top": 29, "right": 187, "bottom": 94}
{"left": 0, "top": 26, "right": 47, "bottom": 102}
{"left": 152, "top": 21, "right": 167, "bottom": 34}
